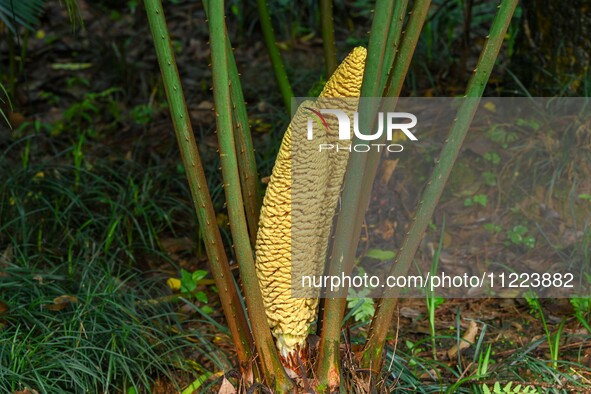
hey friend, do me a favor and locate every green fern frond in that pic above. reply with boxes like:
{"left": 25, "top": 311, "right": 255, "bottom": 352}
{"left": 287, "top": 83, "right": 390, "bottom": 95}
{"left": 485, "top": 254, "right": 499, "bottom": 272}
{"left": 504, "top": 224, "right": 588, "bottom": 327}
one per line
{"left": 482, "top": 382, "right": 538, "bottom": 394}
{"left": 0, "top": 0, "right": 82, "bottom": 33}
{"left": 0, "top": 0, "right": 45, "bottom": 32}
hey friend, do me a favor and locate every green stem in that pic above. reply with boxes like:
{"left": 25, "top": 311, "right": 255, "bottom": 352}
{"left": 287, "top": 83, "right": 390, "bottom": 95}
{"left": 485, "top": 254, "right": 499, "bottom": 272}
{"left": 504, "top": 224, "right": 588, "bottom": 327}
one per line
{"left": 315, "top": 1, "right": 405, "bottom": 391}
{"left": 354, "top": 0, "right": 426, "bottom": 291}
{"left": 228, "top": 52, "right": 261, "bottom": 245}
{"left": 203, "top": 1, "right": 262, "bottom": 246}
{"left": 8, "top": 31, "right": 16, "bottom": 100}
{"left": 382, "top": 0, "right": 410, "bottom": 93}
{"left": 383, "top": 0, "right": 429, "bottom": 98}
{"left": 256, "top": 0, "right": 294, "bottom": 110}
{"left": 362, "top": 0, "right": 518, "bottom": 370}
{"left": 144, "top": 0, "right": 254, "bottom": 373}
{"left": 320, "top": 0, "right": 337, "bottom": 77}
{"left": 206, "top": 1, "right": 295, "bottom": 392}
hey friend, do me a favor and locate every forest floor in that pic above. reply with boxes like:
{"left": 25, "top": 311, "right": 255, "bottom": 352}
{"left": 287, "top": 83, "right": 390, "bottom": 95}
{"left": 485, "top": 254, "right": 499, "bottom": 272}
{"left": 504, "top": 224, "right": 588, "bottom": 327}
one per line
{"left": 1, "top": 1, "right": 591, "bottom": 393}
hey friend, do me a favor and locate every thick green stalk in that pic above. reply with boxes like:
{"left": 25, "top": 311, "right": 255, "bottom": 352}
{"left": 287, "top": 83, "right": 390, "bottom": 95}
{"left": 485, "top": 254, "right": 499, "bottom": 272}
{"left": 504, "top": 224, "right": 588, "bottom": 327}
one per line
{"left": 362, "top": 0, "right": 519, "bottom": 370}
{"left": 320, "top": 0, "right": 337, "bottom": 77}
{"left": 144, "top": 0, "right": 254, "bottom": 371}
{"left": 358, "top": 0, "right": 431, "bottom": 249}
{"left": 228, "top": 56, "right": 261, "bottom": 245}
{"left": 256, "top": 0, "right": 294, "bottom": 110}
{"left": 383, "top": 0, "right": 429, "bottom": 98}
{"left": 206, "top": 1, "right": 295, "bottom": 392}
{"left": 315, "top": 1, "right": 404, "bottom": 391}
{"left": 202, "top": 1, "right": 262, "bottom": 245}
{"left": 382, "top": 0, "right": 410, "bottom": 92}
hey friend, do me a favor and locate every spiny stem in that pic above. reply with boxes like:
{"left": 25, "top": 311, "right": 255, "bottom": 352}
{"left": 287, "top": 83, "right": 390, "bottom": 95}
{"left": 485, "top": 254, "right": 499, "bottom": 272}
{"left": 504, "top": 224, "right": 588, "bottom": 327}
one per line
{"left": 144, "top": 0, "right": 255, "bottom": 373}
{"left": 206, "top": 1, "right": 295, "bottom": 391}
{"left": 203, "top": 1, "right": 262, "bottom": 246}
{"left": 362, "top": 0, "right": 519, "bottom": 370}
{"left": 315, "top": 1, "right": 407, "bottom": 391}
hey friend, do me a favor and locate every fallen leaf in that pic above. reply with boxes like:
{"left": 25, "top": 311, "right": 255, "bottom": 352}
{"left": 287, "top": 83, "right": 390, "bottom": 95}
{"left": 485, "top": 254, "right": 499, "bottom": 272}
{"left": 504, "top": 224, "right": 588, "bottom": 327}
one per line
{"left": 0, "top": 300, "right": 8, "bottom": 314}
{"left": 46, "top": 295, "right": 78, "bottom": 311}
{"left": 376, "top": 219, "right": 395, "bottom": 241}
{"left": 166, "top": 278, "right": 181, "bottom": 291}
{"left": 380, "top": 159, "right": 398, "bottom": 186}
{"left": 161, "top": 237, "right": 195, "bottom": 255}
{"left": 14, "top": 388, "right": 39, "bottom": 394}
{"left": 447, "top": 320, "right": 478, "bottom": 360}
{"left": 0, "top": 245, "right": 13, "bottom": 267}
{"left": 217, "top": 377, "right": 236, "bottom": 394}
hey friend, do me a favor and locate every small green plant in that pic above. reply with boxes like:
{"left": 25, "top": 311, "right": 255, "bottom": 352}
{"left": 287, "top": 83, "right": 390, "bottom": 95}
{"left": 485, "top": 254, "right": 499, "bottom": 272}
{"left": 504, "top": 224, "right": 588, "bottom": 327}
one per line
{"left": 570, "top": 297, "right": 591, "bottom": 334}
{"left": 465, "top": 194, "right": 488, "bottom": 207}
{"left": 346, "top": 290, "right": 375, "bottom": 323}
{"left": 482, "top": 382, "right": 537, "bottom": 394}
{"left": 515, "top": 117, "right": 540, "bottom": 131}
{"left": 484, "top": 223, "right": 502, "bottom": 233}
{"left": 180, "top": 269, "right": 209, "bottom": 302}
{"left": 486, "top": 125, "right": 518, "bottom": 149}
{"left": 506, "top": 225, "right": 536, "bottom": 249}
{"left": 344, "top": 250, "right": 393, "bottom": 323}
{"left": 483, "top": 151, "right": 501, "bottom": 165}
{"left": 404, "top": 339, "right": 424, "bottom": 366}
{"left": 482, "top": 171, "right": 497, "bottom": 186}
{"left": 525, "top": 292, "right": 564, "bottom": 369}
{"left": 477, "top": 344, "right": 493, "bottom": 376}
{"left": 130, "top": 104, "right": 154, "bottom": 125}
{"left": 61, "top": 87, "right": 121, "bottom": 138}
{"left": 427, "top": 218, "right": 446, "bottom": 359}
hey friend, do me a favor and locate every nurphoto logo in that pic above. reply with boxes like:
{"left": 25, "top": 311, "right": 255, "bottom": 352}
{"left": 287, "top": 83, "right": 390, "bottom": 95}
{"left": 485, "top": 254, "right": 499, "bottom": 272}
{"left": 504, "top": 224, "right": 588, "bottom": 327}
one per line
{"left": 305, "top": 107, "right": 418, "bottom": 152}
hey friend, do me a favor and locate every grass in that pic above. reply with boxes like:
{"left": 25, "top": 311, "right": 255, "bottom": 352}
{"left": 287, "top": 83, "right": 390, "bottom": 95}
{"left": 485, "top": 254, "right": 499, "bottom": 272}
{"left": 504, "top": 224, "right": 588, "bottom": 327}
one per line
{"left": 374, "top": 330, "right": 591, "bottom": 393}
{"left": 0, "top": 135, "right": 228, "bottom": 393}
{"left": 1, "top": 261, "right": 186, "bottom": 393}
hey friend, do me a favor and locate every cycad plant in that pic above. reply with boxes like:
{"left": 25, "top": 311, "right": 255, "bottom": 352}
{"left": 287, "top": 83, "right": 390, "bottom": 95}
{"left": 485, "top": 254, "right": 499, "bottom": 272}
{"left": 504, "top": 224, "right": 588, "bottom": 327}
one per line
{"left": 144, "top": 0, "right": 518, "bottom": 392}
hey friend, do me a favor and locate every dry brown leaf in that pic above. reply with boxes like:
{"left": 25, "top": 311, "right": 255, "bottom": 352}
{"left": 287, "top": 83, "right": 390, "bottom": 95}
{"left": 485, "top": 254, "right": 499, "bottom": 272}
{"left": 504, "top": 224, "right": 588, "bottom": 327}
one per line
{"left": 380, "top": 159, "right": 398, "bottom": 186}
{"left": 45, "top": 295, "right": 78, "bottom": 311}
{"left": 446, "top": 320, "right": 478, "bottom": 360}
{"left": 217, "top": 377, "right": 236, "bottom": 394}
{"left": 0, "top": 300, "right": 8, "bottom": 314}
{"left": 376, "top": 219, "right": 395, "bottom": 241}
{"left": 160, "top": 237, "right": 195, "bottom": 255}
{"left": 14, "top": 388, "right": 39, "bottom": 394}
{"left": 0, "top": 245, "right": 12, "bottom": 267}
